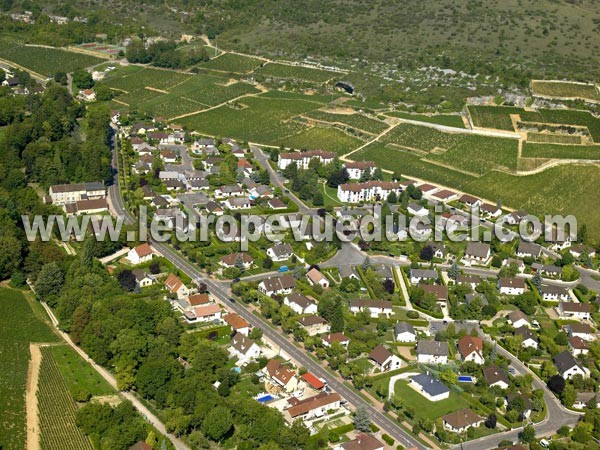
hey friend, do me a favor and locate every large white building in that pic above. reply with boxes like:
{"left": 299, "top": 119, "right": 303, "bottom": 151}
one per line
{"left": 48, "top": 182, "right": 106, "bottom": 205}
{"left": 277, "top": 150, "right": 336, "bottom": 170}
{"left": 337, "top": 181, "right": 402, "bottom": 203}
{"left": 343, "top": 161, "right": 376, "bottom": 180}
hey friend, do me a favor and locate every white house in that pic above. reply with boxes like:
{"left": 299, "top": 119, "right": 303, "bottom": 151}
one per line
{"left": 337, "top": 434, "right": 384, "bottom": 450}
{"left": 267, "top": 243, "right": 294, "bottom": 262}
{"left": 457, "top": 335, "right": 484, "bottom": 365}
{"left": 368, "top": 345, "right": 402, "bottom": 372}
{"left": 297, "top": 316, "right": 330, "bottom": 336}
{"left": 462, "top": 242, "right": 491, "bottom": 266}
{"left": 557, "top": 302, "right": 592, "bottom": 320}
{"left": 337, "top": 181, "right": 402, "bottom": 203}
{"left": 127, "top": 243, "right": 154, "bottom": 265}
{"left": 507, "top": 310, "right": 531, "bottom": 329}
{"left": 515, "top": 326, "right": 538, "bottom": 349}
{"left": 132, "top": 269, "right": 155, "bottom": 288}
{"left": 567, "top": 323, "right": 595, "bottom": 342}
{"left": 409, "top": 373, "right": 450, "bottom": 402}
{"left": 277, "top": 150, "right": 336, "bottom": 170}
{"left": 284, "top": 293, "right": 318, "bottom": 315}
{"left": 407, "top": 203, "right": 429, "bottom": 217}
{"left": 185, "top": 304, "right": 222, "bottom": 323}
{"left": 343, "top": 161, "right": 376, "bottom": 180}
{"left": 348, "top": 299, "right": 393, "bottom": 318}
{"left": 223, "top": 313, "right": 250, "bottom": 336}
{"left": 442, "top": 409, "right": 484, "bottom": 433}
{"left": 263, "top": 359, "right": 298, "bottom": 393}
{"left": 258, "top": 275, "right": 296, "bottom": 296}
{"left": 416, "top": 340, "right": 449, "bottom": 364}
{"left": 517, "top": 241, "right": 542, "bottom": 259}
{"left": 479, "top": 203, "right": 502, "bottom": 218}
{"left": 164, "top": 274, "right": 190, "bottom": 300}
{"left": 48, "top": 181, "right": 105, "bottom": 205}
{"left": 498, "top": 277, "right": 526, "bottom": 295}
{"left": 394, "top": 322, "right": 416, "bottom": 342}
{"left": 229, "top": 332, "right": 261, "bottom": 366}
{"left": 569, "top": 336, "right": 589, "bottom": 356}
{"left": 285, "top": 392, "right": 341, "bottom": 422}
{"left": 409, "top": 268, "right": 438, "bottom": 285}
{"left": 540, "top": 285, "right": 570, "bottom": 302}
{"left": 554, "top": 351, "right": 588, "bottom": 380}
{"left": 482, "top": 365, "right": 509, "bottom": 390}
{"left": 306, "top": 268, "right": 330, "bottom": 289}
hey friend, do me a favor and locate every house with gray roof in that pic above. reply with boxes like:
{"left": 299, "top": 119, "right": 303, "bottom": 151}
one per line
{"left": 394, "top": 322, "right": 416, "bottom": 342}
{"left": 409, "top": 373, "right": 450, "bottom": 402}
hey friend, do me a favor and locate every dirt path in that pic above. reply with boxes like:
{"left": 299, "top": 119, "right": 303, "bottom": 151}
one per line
{"left": 26, "top": 344, "right": 42, "bottom": 450}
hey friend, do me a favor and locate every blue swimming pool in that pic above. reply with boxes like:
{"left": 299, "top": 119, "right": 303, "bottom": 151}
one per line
{"left": 231, "top": 367, "right": 241, "bottom": 373}
{"left": 458, "top": 375, "right": 474, "bottom": 383}
{"left": 256, "top": 394, "right": 275, "bottom": 403}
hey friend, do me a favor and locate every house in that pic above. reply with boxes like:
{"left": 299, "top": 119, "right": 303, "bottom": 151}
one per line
{"left": 569, "top": 336, "right": 589, "bottom": 356}
{"left": 343, "top": 161, "right": 376, "bottom": 180}
{"left": 442, "top": 408, "right": 484, "bottom": 433}
{"left": 409, "top": 268, "right": 438, "bottom": 285}
{"left": 337, "top": 181, "right": 402, "bottom": 203}
{"left": 570, "top": 244, "right": 596, "bottom": 259}
{"left": 348, "top": 299, "right": 393, "bottom": 318}
{"left": 554, "top": 351, "right": 587, "bottom": 380}
{"left": 132, "top": 269, "right": 155, "bottom": 288}
{"left": 503, "top": 258, "right": 525, "bottom": 273}
{"left": 267, "top": 243, "right": 295, "bottom": 262}
{"left": 457, "top": 335, "right": 484, "bottom": 365}
{"left": 482, "top": 365, "right": 509, "bottom": 390}
{"left": 263, "top": 359, "right": 298, "bottom": 393}
{"left": 205, "top": 201, "right": 224, "bottom": 216}
{"left": 503, "top": 209, "right": 528, "bottom": 225}
{"left": 508, "top": 310, "right": 531, "bottom": 329}
{"left": 498, "top": 277, "right": 526, "bottom": 295}
{"left": 63, "top": 198, "right": 108, "bottom": 216}
{"left": 159, "top": 149, "right": 178, "bottom": 163}
{"left": 567, "top": 323, "right": 595, "bottom": 342}
{"left": 416, "top": 340, "right": 449, "bottom": 364}
{"left": 515, "top": 326, "right": 538, "bottom": 349}
{"left": 462, "top": 242, "right": 491, "bottom": 266}
{"left": 428, "top": 243, "right": 447, "bottom": 259}
{"left": 540, "top": 285, "right": 570, "bottom": 301}
{"left": 223, "top": 313, "right": 250, "bottom": 336}
{"left": 456, "top": 275, "right": 481, "bottom": 290}
{"left": 557, "top": 302, "right": 592, "bottom": 320}
{"left": 322, "top": 332, "right": 350, "bottom": 348}
{"left": 286, "top": 392, "right": 341, "bottom": 421}
{"left": 337, "top": 434, "right": 384, "bottom": 450}
{"left": 129, "top": 442, "right": 153, "bottom": 450}
{"left": 78, "top": 89, "right": 96, "bottom": 102}
{"left": 431, "top": 189, "right": 459, "bottom": 203}
{"left": 506, "top": 394, "right": 533, "bottom": 419}
{"left": 223, "top": 196, "right": 251, "bottom": 210}
{"left": 417, "top": 183, "right": 438, "bottom": 195}
{"left": 306, "top": 268, "right": 330, "bottom": 289}
{"left": 258, "top": 275, "right": 296, "bottom": 296}
{"left": 517, "top": 241, "right": 542, "bottom": 259}
{"left": 187, "top": 293, "right": 211, "bottom": 307}
{"left": 277, "top": 150, "right": 336, "bottom": 170}
{"left": 479, "top": 203, "right": 502, "bottom": 218}
{"left": 573, "top": 392, "right": 599, "bottom": 410}
{"left": 284, "top": 293, "right": 318, "bottom": 315}
{"left": 48, "top": 182, "right": 105, "bottom": 205}
{"left": 421, "top": 284, "right": 449, "bottom": 303}
{"left": 268, "top": 198, "right": 287, "bottom": 210}
{"left": 219, "top": 252, "right": 254, "bottom": 269}
{"left": 368, "top": 345, "right": 402, "bottom": 372}
{"left": 394, "top": 322, "right": 416, "bottom": 342}
{"left": 164, "top": 273, "right": 190, "bottom": 300}
{"left": 409, "top": 373, "right": 450, "bottom": 402}
{"left": 537, "top": 264, "right": 563, "bottom": 278}
{"left": 127, "top": 243, "right": 154, "bottom": 265}
{"left": 459, "top": 194, "right": 482, "bottom": 208}
{"left": 237, "top": 158, "right": 253, "bottom": 176}
{"left": 297, "top": 316, "right": 330, "bottom": 336}
{"left": 301, "top": 372, "right": 325, "bottom": 390}
{"left": 185, "top": 304, "right": 222, "bottom": 323}
{"left": 229, "top": 332, "right": 261, "bottom": 365}
{"left": 407, "top": 203, "right": 428, "bottom": 217}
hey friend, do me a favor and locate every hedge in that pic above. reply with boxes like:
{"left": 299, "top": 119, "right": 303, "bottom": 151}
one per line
{"left": 382, "top": 434, "right": 395, "bottom": 445}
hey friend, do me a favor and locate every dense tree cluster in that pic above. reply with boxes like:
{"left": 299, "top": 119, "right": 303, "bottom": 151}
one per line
{"left": 126, "top": 40, "right": 209, "bottom": 69}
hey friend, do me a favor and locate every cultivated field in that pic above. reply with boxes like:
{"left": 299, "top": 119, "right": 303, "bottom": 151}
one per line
{"left": 304, "top": 110, "right": 388, "bottom": 134}
{"left": 532, "top": 81, "right": 600, "bottom": 101}
{"left": 0, "top": 288, "right": 59, "bottom": 450}
{"left": 520, "top": 109, "right": 600, "bottom": 142}
{"left": 37, "top": 347, "right": 94, "bottom": 450}
{"left": 386, "top": 111, "right": 466, "bottom": 128}
{"left": 274, "top": 126, "right": 363, "bottom": 155}
{"left": 0, "top": 45, "right": 104, "bottom": 77}
{"left": 467, "top": 105, "right": 524, "bottom": 131}
{"left": 198, "top": 53, "right": 264, "bottom": 73}
{"left": 521, "top": 142, "right": 600, "bottom": 160}
{"left": 255, "top": 62, "right": 340, "bottom": 83}
{"left": 526, "top": 132, "right": 583, "bottom": 145}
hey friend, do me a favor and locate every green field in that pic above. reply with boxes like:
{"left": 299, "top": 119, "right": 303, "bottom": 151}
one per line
{"left": 526, "top": 132, "right": 583, "bottom": 145}
{"left": 532, "top": 81, "right": 600, "bottom": 101}
{"left": 522, "top": 142, "right": 600, "bottom": 160}
{"left": 255, "top": 62, "right": 340, "bottom": 83}
{"left": 49, "top": 346, "right": 114, "bottom": 398}
{"left": 520, "top": 109, "right": 600, "bottom": 142}
{"left": 198, "top": 52, "right": 264, "bottom": 73}
{"left": 169, "top": 75, "right": 259, "bottom": 106}
{"left": 179, "top": 96, "right": 321, "bottom": 142}
{"left": 0, "top": 288, "right": 59, "bottom": 450}
{"left": 38, "top": 347, "right": 94, "bottom": 450}
{"left": 274, "top": 126, "right": 363, "bottom": 155}
{"left": 393, "top": 380, "right": 470, "bottom": 420}
{"left": 304, "top": 110, "right": 388, "bottom": 134}
{"left": 467, "top": 105, "right": 524, "bottom": 131}
{"left": 259, "top": 90, "right": 341, "bottom": 103}
{"left": 386, "top": 111, "right": 466, "bottom": 129}
{"left": 0, "top": 45, "right": 104, "bottom": 77}
{"left": 102, "top": 66, "right": 191, "bottom": 92}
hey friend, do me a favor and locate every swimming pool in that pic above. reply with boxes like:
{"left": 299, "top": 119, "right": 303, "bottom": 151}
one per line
{"left": 256, "top": 394, "right": 275, "bottom": 403}
{"left": 458, "top": 375, "right": 474, "bottom": 383}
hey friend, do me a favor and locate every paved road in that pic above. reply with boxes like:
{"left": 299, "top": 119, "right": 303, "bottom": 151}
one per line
{"left": 110, "top": 130, "right": 428, "bottom": 450}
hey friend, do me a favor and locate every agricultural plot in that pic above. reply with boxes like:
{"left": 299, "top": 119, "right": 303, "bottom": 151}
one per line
{"left": 102, "top": 66, "right": 190, "bottom": 93}
{"left": 526, "top": 132, "right": 583, "bottom": 145}
{"left": 274, "top": 126, "right": 363, "bottom": 155}
{"left": 259, "top": 90, "right": 340, "bottom": 104}
{"left": 522, "top": 142, "right": 600, "bottom": 160}
{"left": 532, "top": 81, "right": 600, "bottom": 101}
{"left": 179, "top": 96, "right": 319, "bottom": 143}
{"left": 169, "top": 75, "right": 259, "bottom": 106}
{"left": 255, "top": 62, "right": 340, "bottom": 83}
{"left": 381, "top": 123, "right": 465, "bottom": 151}
{"left": 386, "top": 111, "right": 466, "bottom": 128}
{"left": 467, "top": 105, "right": 524, "bottom": 131}
{"left": 0, "top": 288, "right": 59, "bottom": 450}
{"left": 0, "top": 45, "right": 104, "bottom": 76}
{"left": 198, "top": 52, "right": 264, "bottom": 73}
{"left": 304, "top": 110, "right": 388, "bottom": 134}
{"left": 38, "top": 347, "right": 94, "bottom": 450}
{"left": 521, "top": 109, "right": 600, "bottom": 142}
{"left": 137, "top": 94, "right": 205, "bottom": 118}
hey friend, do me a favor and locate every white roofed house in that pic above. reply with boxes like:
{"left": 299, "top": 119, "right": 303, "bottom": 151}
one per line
{"left": 498, "top": 277, "right": 526, "bottom": 295}
{"left": 557, "top": 302, "right": 592, "bottom": 320}
{"left": 348, "top": 299, "right": 393, "bottom": 318}
{"left": 284, "top": 293, "right": 318, "bottom": 315}
{"left": 229, "top": 332, "right": 261, "bottom": 366}
{"left": 394, "top": 321, "right": 416, "bottom": 342}
{"left": 127, "top": 243, "right": 154, "bottom": 265}
{"left": 416, "top": 340, "right": 449, "bottom": 364}
{"left": 461, "top": 242, "right": 491, "bottom": 266}
{"left": 306, "top": 268, "right": 330, "bottom": 289}
{"left": 368, "top": 345, "right": 402, "bottom": 372}
{"left": 343, "top": 160, "right": 376, "bottom": 180}
{"left": 267, "top": 243, "right": 294, "bottom": 262}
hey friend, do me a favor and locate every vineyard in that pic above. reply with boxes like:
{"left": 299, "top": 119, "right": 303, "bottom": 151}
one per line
{"left": 532, "top": 81, "right": 600, "bottom": 101}
{"left": 521, "top": 142, "right": 600, "bottom": 160}
{"left": 520, "top": 109, "right": 600, "bottom": 142}
{"left": 386, "top": 111, "right": 466, "bottom": 128}
{"left": 304, "top": 110, "right": 388, "bottom": 134}
{"left": 37, "top": 347, "right": 94, "bottom": 450}
{"left": 255, "top": 62, "right": 340, "bottom": 83}
{"left": 198, "top": 52, "right": 264, "bottom": 73}
{"left": 526, "top": 132, "right": 583, "bottom": 145}
{"left": 467, "top": 105, "right": 524, "bottom": 131}
{"left": 0, "top": 288, "right": 59, "bottom": 450}
{"left": 274, "top": 126, "right": 363, "bottom": 155}
{"left": 0, "top": 45, "right": 104, "bottom": 77}
{"left": 102, "top": 66, "right": 191, "bottom": 93}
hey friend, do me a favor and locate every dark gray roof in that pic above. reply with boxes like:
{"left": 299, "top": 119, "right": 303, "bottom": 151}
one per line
{"left": 410, "top": 373, "right": 449, "bottom": 397}
{"left": 410, "top": 268, "right": 438, "bottom": 279}
{"left": 517, "top": 240, "right": 542, "bottom": 257}
{"left": 394, "top": 321, "right": 415, "bottom": 335}
{"left": 465, "top": 242, "right": 490, "bottom": 258}
{"left": 465, "top": 293, "right": 488, "bottom": 306}
{"left": 416, "top": 340, "right": 449, "bottom": 356}
{"left": 554, "top": 351, "right": 579, "bottom": 373}
{"left": 482, "top": 364, "right": 509, "bottom": 386}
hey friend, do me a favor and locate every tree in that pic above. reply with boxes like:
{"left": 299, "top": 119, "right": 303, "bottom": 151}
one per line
{"left": 353, "top": 406, "right": 371, "bottom": 432}
{"left": 262, "top": 257, "right": 273, "bottom": 269}
{"left": 485, "top": 413, "right": 497, "bottom": 429}
{"left": 202, "top": 406, "right": 233, "bottom": 441}
{"left": 330, "top": 299, "right": 345, "bottom": 333}
{"left": 35, "top": 262, "right": 64, "bottom": 301}
{"left": 561, "top": 384, "right": 576, "bottom": 407}
{"left": 419, "top": 245, "right": 434, "bottom": 261}
{"left": 520, "top": 424, "right": 535, "bottom": 443}
{"left": 118, "top": 270, "right": 137, "bottom": 291}
{"left": 312, "top": 191, "right": 324, "bottom": 206}
{"left": 387, "top": 191, "right": 397, "bottom": 203}
{"left": 72, "top": 69, "right": 94, "bottom": 90}
{"left": 532, "top": 271, "right": 542, "bottom": 291}
{"left": 547, "top": 374, "right": 566, "bottom": 395}
{"left": 448, "top": 262, "right": 460, "bottom": 279}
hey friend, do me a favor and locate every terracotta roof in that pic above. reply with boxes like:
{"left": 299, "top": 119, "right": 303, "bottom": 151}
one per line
{"left": 265, "top": 359, "right": 296, "bottom": 386}
{"left": 192, "top": 303, "right": 221, "bottom": 318}
{"left": 322, "top": 332, "right": 349, "bottom": 345}
{"left": 133, "top": 243, "right": 153, "bottom": 258}
{"left": 298, "top": 315, "right": 328, "bottom": 327}
{"left": 420, "top": 284, "right": 448, "bottom": 301}
{"left": 499, "top": 277, "right": 526, "bottom": 289}
{"left": 223, "top": 313, "right": 249, "bottom": 330}
{"left": 442, "top": 408, "right": 483, "bottom": 429}
{"left": 301, "top": 372, "right": 324, "bottom": 390}
{"left": 569, "top": 336, "right": 589, "bottom": 350}
{"left": 344, "top": 161, "right": 376, "bottom": 169}
{"left": 164, "top": 273, "right": 184, "bottom": 293}
{"left": 341, "top": 434, "right": 385, "bottom": 450}
{"left": 307, "top": 268, "right": 326, "bottom": 284}
{"left": 220, "top": 252, "right": 254, "bottom": 266}
{"left": 287, "top": 392, "right": 341, "bottom": 418}
{"left": 369, "top": 345, "right": 393, "bottom": 365}
{"left": 188, "top": 293, "right": 210, "bottom": 306}
{"left": 457, "top": 335, "right": 483, "bottom": 358}
{"left": 568, "top": 323, "right": 594, "bottom": 334}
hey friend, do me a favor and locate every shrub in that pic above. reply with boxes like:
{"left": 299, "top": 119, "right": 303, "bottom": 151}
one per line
{"left": 382, "top": 434, "right": 395, "bottom": 445}
{"left": 406, "top": 310, "right": 419, "bottom": 319}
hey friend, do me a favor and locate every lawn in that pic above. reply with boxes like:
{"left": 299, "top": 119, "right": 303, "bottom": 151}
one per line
{"left": 0, "top": 288, "right": 59, "bottom": 450}
{"left": 0, "top": 45, "right": 104, "bottom": 76}
{"left": 521, "top": 142, "right": 600, "bottom": 159}
{"left": 255, "top": 62, "right": 340, "bottom": 83}
{"left": 274, "top": 126, "right": 363, "bottom": 155}
{"left": 197, "top": 52, "right": 264, "bottom": 73}
{"left": 49, "top": 345, "right": 114, "bottom": 398}
{"left": 393, "top": 379, "right": 470, "bottom": 420}
{"left": 305, "top": 110, "right": 389, "bottom": 134}
{"left": 532, "top": 81, "right": 600, "bottom": 101}
{"left": 386, "top": 111, "right": 466, "bottom": 128}
{"left": 467, "top": 105, "right": 525, "bottom": 131}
